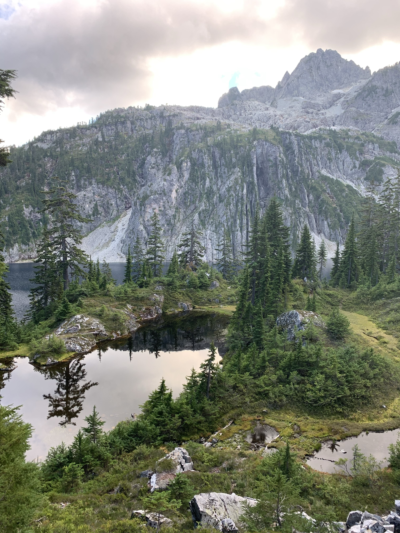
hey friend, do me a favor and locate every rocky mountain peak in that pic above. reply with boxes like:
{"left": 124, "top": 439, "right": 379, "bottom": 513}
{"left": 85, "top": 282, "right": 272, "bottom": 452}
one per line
{"left": 275, "top": 49, "right": 371, "bottom": 99}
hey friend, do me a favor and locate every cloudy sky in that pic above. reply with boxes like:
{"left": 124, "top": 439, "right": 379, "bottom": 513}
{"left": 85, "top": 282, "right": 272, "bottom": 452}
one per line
{"left": 1, "top": 0, "right": 400, "bottom": 146}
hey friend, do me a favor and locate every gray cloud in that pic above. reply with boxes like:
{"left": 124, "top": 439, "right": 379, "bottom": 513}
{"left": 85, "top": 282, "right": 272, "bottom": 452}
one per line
{"left": 272, "top": 0, "right": 400, "bottom": 54}
{"left": 0, "top": 0, "right": 266, "bottom": 115}
{"left": 2, "top": 0, "right": 400, "bottom": 121}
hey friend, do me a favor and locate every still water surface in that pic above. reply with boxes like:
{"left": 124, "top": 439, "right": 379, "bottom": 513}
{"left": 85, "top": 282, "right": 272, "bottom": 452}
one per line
{"left": 3, "top": 263, "right": 228, "bottom": 461}
{"left": 307, "top": 429, "right": 400, "bottom": 473}
{"left": 6, "top": 262, "right": 127, "bottom": 320}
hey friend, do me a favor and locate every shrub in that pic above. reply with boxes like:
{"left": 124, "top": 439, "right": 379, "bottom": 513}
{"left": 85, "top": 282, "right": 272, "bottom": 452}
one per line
{"left": 29, "top": 335, "right": 66, "bottom": 357}
{"left": 326, "top": 309, "right": 350, "bottom": 340}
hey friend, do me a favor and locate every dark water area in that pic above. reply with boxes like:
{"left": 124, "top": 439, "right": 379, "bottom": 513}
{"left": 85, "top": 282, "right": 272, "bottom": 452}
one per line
{"left": 0, "top": 312, "right": 229, "bottom": 461}
{"left": 6, "top": 263, "right": 128, "bottom": 320}
{"left": 307, "top": 429, "right": 400, "bottom": 473}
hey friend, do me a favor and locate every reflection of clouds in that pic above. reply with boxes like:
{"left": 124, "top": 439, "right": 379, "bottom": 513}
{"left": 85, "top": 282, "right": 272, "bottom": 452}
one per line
{"left": 1, "top": 346, "right": 221, "bottom": 461}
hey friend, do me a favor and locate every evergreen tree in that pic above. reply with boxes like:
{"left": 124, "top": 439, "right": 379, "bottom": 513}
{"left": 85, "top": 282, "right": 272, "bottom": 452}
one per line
{"left": 331, "top": 243, "right": 340, "bottom": 285}
{"left": 123, "top": 247, "right": 133, "bottom": 284}
{"left": 0, "top": 404, "right": 42, "bottom": 532}
{"left": 132, "top": 236, "right": 144, "bottom": 282}
{"left": 146, "top": 211, "right": 165, "bottom": 277}
{"left": 338, "top": 216, "right": 359, "bottom": 288}
{"left": 82, "top": 406, "right": 105, "bottom": 445}
{"left": 265, "top": 198, "right": 292, "bottom": 286}
{"left": 253, "top": 302, "right": 266, "bottom": 349}
{"left": 216, "top": 229, "right": 235, "bottom": 281}
{"left": 0, "top": 69, "right": 16, "bottom": 167}
{"left": 167, "top": 250, "right": 180, "bottom": 276}
{"left": 95, "top": 258, "right": 101, "bottom": 284}
{"left": 87, "top": 257, "right": 95, "bottom": 282}
{"left": 387, "top": 254, "right": 397, "bottom": 283}
{"left": 41, "top": 177, "right": 91, "bottom": 291}
{"left": 0, "top": 231, "right": 18, "bottom": 349}
{"left": 317, "top": 240, "right": 327, "bottom": 280}
{"left": 200, "top": 342, "right": 217, "bottom": 399}
{"left": 56, "top": 295, "right": 72, "bottom": 321}
{"left": 292, "top": 225, "right": 317, "bottom": 280}
{"left": 29, "top": 229, "right": 60, "bottom": 319}
{"left": 178, "top": 222, "right": 205, "bottom": 270}
{"left": 101, "top": 260, "right": 115, "bottom": 286}
{"left": 362, "top": 227, "right": 380, "bottom": 286}
{"left": 138, "top": 259, "right": 153, "bottom": 288}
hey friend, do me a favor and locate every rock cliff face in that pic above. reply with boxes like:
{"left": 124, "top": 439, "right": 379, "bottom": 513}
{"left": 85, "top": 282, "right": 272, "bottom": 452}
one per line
{"left": 1, "top": 49, "right": 400, "bottom": 262}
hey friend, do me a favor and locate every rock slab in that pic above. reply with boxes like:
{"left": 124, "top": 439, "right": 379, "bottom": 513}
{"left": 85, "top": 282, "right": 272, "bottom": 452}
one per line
{"left": 190, "top": 492, "right": 257, "bottom": 531}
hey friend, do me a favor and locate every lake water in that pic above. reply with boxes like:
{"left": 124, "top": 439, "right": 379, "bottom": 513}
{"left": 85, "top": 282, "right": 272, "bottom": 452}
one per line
{"left": 6, "top": 263, "right": 128, "bottom": 320}
{"left": 307, "top": 429, "right": 400, "bottom": 473}
{"left": 0, "top": 312, "right": 228, "bottom": 461}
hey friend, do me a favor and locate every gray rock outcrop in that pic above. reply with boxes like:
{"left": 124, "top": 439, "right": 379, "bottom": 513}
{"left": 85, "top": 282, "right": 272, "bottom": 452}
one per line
{"left": 4, "top": 49, "right": 400, "bottom": 263}
{"left": 150, "top": 447, "right": 194, "bottom": 492}
{"left": 190, "top": 492, "right": 257, "bottom": 531}
{"left": 276, "top": 310, "right": 325, "bottom": 341}
{"left": 345, "top": 503, "right": 400, "bottom": 533}
{"left": 131, "top": 510, "right": 172, "bottom": 529}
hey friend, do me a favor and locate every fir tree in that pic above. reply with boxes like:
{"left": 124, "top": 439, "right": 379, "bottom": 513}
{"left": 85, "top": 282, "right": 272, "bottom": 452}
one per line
{"left": 41, "top": 177, "right": 91, "bottom": 291}
{"left": 0, "top": 404, "right": 42, "bottom": 532}
{"left": 178, "top": 222, "right": 205, "bottom": 270}
{"left": 167, "top": 250, "right": 180, "bottom": 276}
{"left": 29, "top": 228, "right": 60, "bottom": 320}
{"left": 292, "top": 225, "right": 317, "bottom": 281}
{"left": 265, "top": 198, "right": 292, "bottom": 286}
{"left": 338, "top": 216, "right": 359, "bottom": 288}
{"left": 101, "top": 260, "right": 115, "bottom": 286}
{"left": 132, "top": 236, "right": 144, "bottom": 282}
{"left": 146, "top": 211, "right": 165, "bottom": 277}
{"left": 56, "top": 295, "right": 72, "bottom": 321}
{"left": 123, "top": 247, "right": 133, "bottom": 284}
{"left": 200, "top": 342, "right": 217, "bottom": 399}
{"left": 216, "top": 229, "right": 235, "bottom": 281}
{"left": 95, "top": 258, "right": 101, "bottom": 284}
{"left": 87, "top": 257, "right": 95, "bottom": 282}
{"left": 0, "top": 231, "right": 18, "bottom": 349}
{"left": 0, "top": 69, "right": 17, "bottom": 167}
{"left": 387, "top": 254, "right": 397, "bottom": 283}
{"left": 331, "top": 243, "right": 340, "bottom": 285}
{"left": 317, "top": 240, "right": 327, "bottom": 280}
{"left": 82, "top": 406, "right": 105, "bottom": 445}
{"left": 253, "top": 302, "right": 266, "bottom": 349}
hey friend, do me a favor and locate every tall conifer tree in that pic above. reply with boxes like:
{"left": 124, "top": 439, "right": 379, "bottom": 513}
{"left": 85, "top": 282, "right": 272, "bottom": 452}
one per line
{"left": 317, "top": 240, "right": 327, "bottom": 280}
{"left": 178, "top": 222, "right": 205, "bottom": 270}
{"left": 146, "top": 211, "right": 165, "bottom": 277}
{"left": 123, "top": 247, "right": 133, "bottom": 284}
{"left": 41, "top": 177, "right": 90, "bottom": 291}
{"left": 132, "top": 236, "right": 144, "bottom": 282}
{"left": 292, "top": 225, "right": 317, "bottom": 280}
{"left": 331, "top": 243, "right": 340, "bottom": 285}
{"left": 29, "top": 228, "right": 60, "bottom": 320}
{"left": 216, "top": 229, "right": 235, "bottom": 281}
{"left": 338, "top": 216, "right": 359, "bottom": 288}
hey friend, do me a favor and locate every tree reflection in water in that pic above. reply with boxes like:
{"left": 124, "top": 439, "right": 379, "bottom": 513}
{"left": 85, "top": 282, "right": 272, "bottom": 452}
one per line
{"left": 40, "top": 357, "right": 98, "bottom": 426}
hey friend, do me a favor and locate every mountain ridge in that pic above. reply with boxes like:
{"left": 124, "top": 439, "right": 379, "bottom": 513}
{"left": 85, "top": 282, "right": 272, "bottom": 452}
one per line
{"left": 1, "top": 49, "right": 400, "bottom": 263}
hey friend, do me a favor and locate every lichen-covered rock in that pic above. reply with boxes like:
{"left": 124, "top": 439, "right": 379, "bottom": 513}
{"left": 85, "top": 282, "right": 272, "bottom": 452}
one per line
{"left": 190, "top": 492, "right": 257, "bottom": 531}
{"left": 150, "top": 447, "right": 194, "bottom": 491}
{"left": 210, "top": 281, "right": 220, "bottom": 289}
{"left": 276, "top": 310, "right": 325, "bottom": 341}
{"left": 131, "top": 510, "right": 172, "bottom": 529}
{"left": 178, "top": 302, "right": 192, "bottom": 312}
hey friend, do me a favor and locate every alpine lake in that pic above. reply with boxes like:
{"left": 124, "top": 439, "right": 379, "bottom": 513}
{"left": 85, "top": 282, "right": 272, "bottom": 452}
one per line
{"left": 2, "top": 263, "right": 228, "bottom": 461}
{"left": 3, "top": 264, "right": 400, "bottom": 471}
